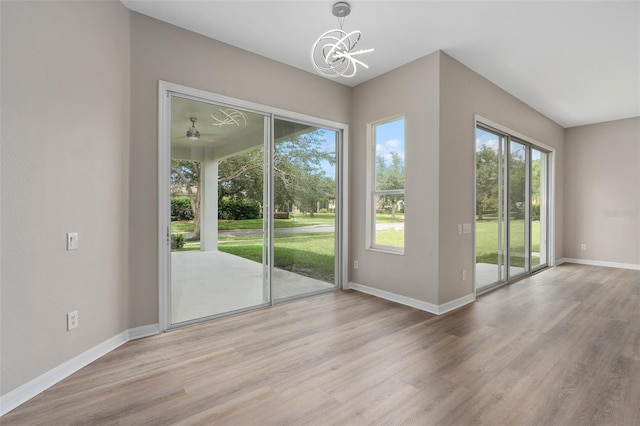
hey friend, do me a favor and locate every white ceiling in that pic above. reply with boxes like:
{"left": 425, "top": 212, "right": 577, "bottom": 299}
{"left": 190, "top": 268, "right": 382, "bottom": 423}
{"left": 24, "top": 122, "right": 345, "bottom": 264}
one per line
{"left": 121, "top": 0, "right": 640, "bottom": 128}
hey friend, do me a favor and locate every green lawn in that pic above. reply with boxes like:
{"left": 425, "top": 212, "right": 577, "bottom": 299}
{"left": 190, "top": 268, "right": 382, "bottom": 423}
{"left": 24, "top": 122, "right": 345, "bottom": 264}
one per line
{"left": 375, "top": 214, "right": 404, "bottom": 224}
{"left": 171, "top": 212, "right": 403, "bottom": 233}
{"left": 476, "top": 219, "right": 541, "bottom": 267}
{"left": 217, "top": 233, "right": 335, "bottom": 283}
{"left": 375, "top": 227, "right": 405, "bottom": 248}
{"left": 172, "top": 215, "right": 541, "bottom": 278}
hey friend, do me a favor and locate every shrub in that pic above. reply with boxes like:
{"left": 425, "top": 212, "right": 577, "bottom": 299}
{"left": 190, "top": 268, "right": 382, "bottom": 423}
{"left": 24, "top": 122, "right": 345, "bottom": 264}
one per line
{"left": 171, "top": 234, "right": 185, "bottom": 249}
{"left": 218, "top": 197, "right": 261, "bottom": 220}
{"left": 532, "top": 204, "right": 540, "bottom": 221}
{"left": 318, "top": 208, "right": 328, "bottom": 214}
{"left": 171, "top": 197, "right": 193, "bottom": 221}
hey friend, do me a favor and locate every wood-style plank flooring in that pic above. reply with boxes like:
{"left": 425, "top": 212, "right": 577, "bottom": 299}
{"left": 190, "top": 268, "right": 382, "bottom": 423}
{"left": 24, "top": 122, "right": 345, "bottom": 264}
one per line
{"left": 3, "top": 263, "right": 640, "bottom": 425}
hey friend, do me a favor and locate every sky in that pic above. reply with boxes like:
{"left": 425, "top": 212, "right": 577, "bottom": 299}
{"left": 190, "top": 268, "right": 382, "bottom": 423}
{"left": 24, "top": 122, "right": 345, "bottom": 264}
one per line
{"left": 476, "top": 127, "right": 542, "bottom": 161}
{"left": 375, "top": 118, "right": 405, "bottom": 165}
{"left": 317, "top": 128, "right": 337, "bottom": 178}
{"left": 315, "top": 118, "right": 406, "bottom": 179}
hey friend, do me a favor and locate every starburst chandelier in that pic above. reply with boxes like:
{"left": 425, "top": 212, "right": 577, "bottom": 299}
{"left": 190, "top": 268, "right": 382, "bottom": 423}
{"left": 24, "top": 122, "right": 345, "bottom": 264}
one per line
{"left": 310, "top": 2, "right": 374, "bottom": 78}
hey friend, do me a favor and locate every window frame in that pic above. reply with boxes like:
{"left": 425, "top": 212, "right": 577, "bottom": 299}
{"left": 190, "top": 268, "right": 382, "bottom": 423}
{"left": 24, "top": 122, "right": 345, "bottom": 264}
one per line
{"left": 366, "top": 115, "right": 406, "bottom": 255}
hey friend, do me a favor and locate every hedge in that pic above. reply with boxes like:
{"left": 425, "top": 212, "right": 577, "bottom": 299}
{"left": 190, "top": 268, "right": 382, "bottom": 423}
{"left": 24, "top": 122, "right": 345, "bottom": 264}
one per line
{"left": 218, "top": 197, "right": 261, "bottom": 220}
{"left": 171, "top": 197, "right": 194, "bottom": 221}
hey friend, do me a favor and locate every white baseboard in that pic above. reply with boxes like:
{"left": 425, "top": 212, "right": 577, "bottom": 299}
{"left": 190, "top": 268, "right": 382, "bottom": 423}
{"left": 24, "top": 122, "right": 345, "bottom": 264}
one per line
{"left": 128, "top": 323, "right": 160, "bottom": 340}
{"left": 0, "top": 324, "right": 159, "bottom": 417}
{"left": 437, "top": 293, "right": 477, "bottom": 315}
{"left": 348, "top": 282, "right": 475, "bottom": 315}
{"left": 558, "top": 258, "right": 640, "bottom": 271}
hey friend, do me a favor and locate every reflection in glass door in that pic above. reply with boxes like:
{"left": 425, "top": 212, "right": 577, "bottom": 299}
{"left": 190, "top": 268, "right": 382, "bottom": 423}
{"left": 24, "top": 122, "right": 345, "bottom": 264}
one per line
{"left": 272, "top": 118, "right": 339, "bottom": 301}
{"left": 475, "top": 124, "right": 550, "bottom": 293}
{"left": 169, "top": 96, "right": 268, "bottom": 325}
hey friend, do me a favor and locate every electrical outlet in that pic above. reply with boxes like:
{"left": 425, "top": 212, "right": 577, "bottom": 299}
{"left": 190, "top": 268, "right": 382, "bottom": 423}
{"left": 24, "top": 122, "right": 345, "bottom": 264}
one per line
{"left": 462, "top": 270, "right": 467, "bottom": 281}
{"left": 580, "top": 243, "right": 587, "bottom": 251}
{"left": 67, "top": 311, "right": 78, "bottom": 331}
{"left": 353, "top": 260, "right": 359, "bottom": 269}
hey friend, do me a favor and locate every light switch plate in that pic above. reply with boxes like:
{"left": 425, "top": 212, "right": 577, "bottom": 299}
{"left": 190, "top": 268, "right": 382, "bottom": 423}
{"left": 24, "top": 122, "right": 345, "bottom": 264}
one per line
{"left": 462, "top": 223, "right": 472, "bottom": 234}
{"left": 67, "top": 233, "right": 79, "bottom": 250}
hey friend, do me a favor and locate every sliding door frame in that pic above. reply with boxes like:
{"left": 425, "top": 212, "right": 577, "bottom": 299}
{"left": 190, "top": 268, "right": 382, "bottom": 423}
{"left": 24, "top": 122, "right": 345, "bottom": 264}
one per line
{"left": 158, "top": 81, "right": 349, "bottom": 332}
{"left": 473, "top": 115, "right": 555, "bottom": 296}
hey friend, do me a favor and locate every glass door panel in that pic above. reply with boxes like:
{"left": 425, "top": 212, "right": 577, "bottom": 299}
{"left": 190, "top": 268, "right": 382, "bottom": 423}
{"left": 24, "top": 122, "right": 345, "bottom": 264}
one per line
{"left": 169, "top": 96, "right": 268, "bottom": 325}
{"left": 508, "top": 140, "right": 529, "bottom": 278}
{"left": 272, "top": 118, "right": 339, "bottom": 301}
{"left": 475, "top": 127, "right": 508, "bottom": 290}
{"left": 531, "top": 149, "right": 548, "bottom": 269}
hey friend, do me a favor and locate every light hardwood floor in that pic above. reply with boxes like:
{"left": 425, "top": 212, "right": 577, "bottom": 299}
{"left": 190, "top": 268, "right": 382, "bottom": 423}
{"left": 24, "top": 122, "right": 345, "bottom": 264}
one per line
{"left": 3, "top": 263, "right": 640, "bottom": 425}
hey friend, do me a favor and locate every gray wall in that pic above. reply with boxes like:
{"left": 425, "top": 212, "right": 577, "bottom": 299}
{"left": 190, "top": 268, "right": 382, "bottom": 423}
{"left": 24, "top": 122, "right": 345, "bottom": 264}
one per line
{"left": 1, "top": 1, "right": 131, "bottom": 394}
{"left": 438, "top": 52, "right": 565, "bottom": 303}
{"left": 128, "top": 13, "right": 352, "bottom": 327}
{"left": 349, "top": 51, "right": 565, "bottom": 306}
{"left": 350, "top": 52, "right": 441, "bottom": 304}
{"left": 564, "top": 117, "right": 640, "bottom": 265}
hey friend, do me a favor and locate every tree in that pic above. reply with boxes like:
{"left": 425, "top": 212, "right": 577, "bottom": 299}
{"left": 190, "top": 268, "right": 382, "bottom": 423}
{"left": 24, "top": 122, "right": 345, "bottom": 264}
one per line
{"left": 376, "top": 152, "right": 404, "bottom": 220}
{"left": 273, "top": 130, "right": 335, "bottom": 214}
{"left": 171, "top": 129, "right": 336, "bottom": 237}
{"left": 171, "top": 160, "right": 201, "bottom": 240}
{"left": 218, "top": 148, "right": 264, "bottom": 202}
{"left": 509, "top": 149, "right": 526, "bottom": 219}
{"left": 475, "top": 145, "right": 499, "bottom": 220}
{"left": 297, "top": 173, "right": 335, "bottom": 216}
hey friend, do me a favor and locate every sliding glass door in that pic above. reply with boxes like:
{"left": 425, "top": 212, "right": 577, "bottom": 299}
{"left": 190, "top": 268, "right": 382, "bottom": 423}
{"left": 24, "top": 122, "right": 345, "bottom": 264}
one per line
{"left": 475, "top": 124, "right": 549, "bottom": 293}
{"left": 160, "top": 84, "right": 345, "bottom": 329}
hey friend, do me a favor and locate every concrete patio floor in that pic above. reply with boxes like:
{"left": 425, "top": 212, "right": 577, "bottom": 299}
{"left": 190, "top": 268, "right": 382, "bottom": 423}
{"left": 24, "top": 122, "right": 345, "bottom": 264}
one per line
{"left": 171, "top": 250, "right": 335, "bottom": 324}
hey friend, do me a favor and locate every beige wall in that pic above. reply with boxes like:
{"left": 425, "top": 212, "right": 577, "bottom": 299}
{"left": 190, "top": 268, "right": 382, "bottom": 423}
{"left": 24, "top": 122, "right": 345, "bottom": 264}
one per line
{"left": 0, "top": 1, "right": 131, "bottom": 394}
{"left": 438, "top": 53, "right": 565, "bottom": 303}
{"left": 350, "top": 52, "right": 441, "bottom": 303}
{"left": 128, "top": 13, "right": 352, "bottom": 327}
{"left": 564, "top": 117, "right": 640, "bottom": 265}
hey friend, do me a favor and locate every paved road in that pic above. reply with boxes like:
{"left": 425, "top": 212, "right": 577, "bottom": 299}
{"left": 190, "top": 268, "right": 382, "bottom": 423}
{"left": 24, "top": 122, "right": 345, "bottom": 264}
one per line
{"left": 217, "top": 222, "right": 404, "bottom": 238}
{"left": 218, "top": 224, "right": 335, "bottom": 238}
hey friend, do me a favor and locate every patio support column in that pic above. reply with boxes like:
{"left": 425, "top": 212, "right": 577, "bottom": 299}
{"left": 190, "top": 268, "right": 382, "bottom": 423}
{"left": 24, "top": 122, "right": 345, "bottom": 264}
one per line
{"left": 200, "top": 148, "right": 218, "bottom": 251}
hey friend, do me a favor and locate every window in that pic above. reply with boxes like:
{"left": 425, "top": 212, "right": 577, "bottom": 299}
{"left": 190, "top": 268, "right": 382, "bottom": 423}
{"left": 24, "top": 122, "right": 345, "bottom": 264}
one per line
{"left": 369, "top": 117, "right": 405, "bottom": 252}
